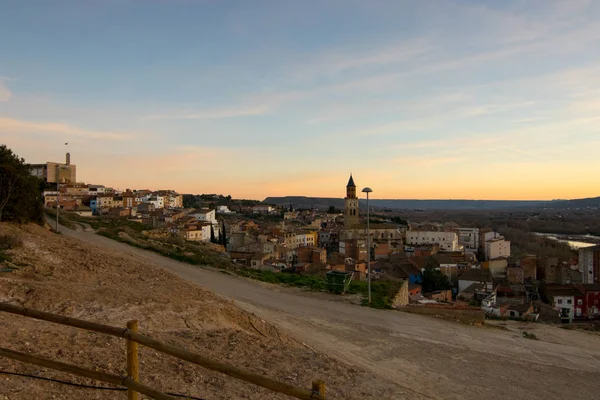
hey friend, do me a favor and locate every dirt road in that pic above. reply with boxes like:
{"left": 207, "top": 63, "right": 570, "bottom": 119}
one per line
{"left": 62, "top": 227, "right": 600, "bottom": 400}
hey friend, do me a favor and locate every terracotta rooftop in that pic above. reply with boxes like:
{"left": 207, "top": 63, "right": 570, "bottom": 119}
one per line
{"left": 459, "top": 268, "right": 492, "bottom": 282}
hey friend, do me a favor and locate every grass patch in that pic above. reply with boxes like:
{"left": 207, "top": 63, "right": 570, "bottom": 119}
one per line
{"left": 522, "top": 331, "right": 538, "bottom": 340}
{"left": 43, "top": 208, "right": 75, "bottom": 229}
{"left": 97, "top": 228, "right": 235, "bottom": 270}
{"left": 0, "top": 251, "right": 12, "bottom": 263}
{"left": 348, "top": 280, "right": 402, "bottom": 309}
{"left": 57, "top": 210, "right": 400, "bottom": 309}
{"left": 236, "top": 269, "right": 327, "bottom": 291}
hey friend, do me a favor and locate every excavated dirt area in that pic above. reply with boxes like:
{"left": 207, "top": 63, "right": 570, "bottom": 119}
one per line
{"left": 0, "top": 223, "right": 398, "bottom": 399}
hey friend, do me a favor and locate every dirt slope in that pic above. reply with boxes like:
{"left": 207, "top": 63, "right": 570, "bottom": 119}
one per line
{"left": 0, "top": 223, "right": 399, "bottom": 400}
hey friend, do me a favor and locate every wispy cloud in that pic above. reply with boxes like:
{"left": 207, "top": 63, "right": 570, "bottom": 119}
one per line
{"left": 0, "top": 116, "right": 139, "bottom": 141}
{"left": 392, "top": 155, "right": 465, "bottom": 167}
{"left": 357, "top": 119, "right": 433, "bottom": 136}
{"left": 0, "top": 78, "right": 12, "bottom": 102}
{"left": 291, "top": 38, "right": 434, "bottom": 79}
{"left": 143, "top": 105, "right": 269, "bottom": 120}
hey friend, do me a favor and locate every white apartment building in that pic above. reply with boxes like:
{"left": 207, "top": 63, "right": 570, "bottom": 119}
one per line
{"left": 191, "top": 209, "right": 217, "bottom": 223}
{"left": 551, "top": 294, "right": 576, "bottom": 322}
{"left": 405, "top": 231, "right": 460, "bottom": 252}
{"left": 88, "top": 185, "right": 106, "bottom": 195}
{"left": 458, "top": 227, "right": 479, "bottom": 252}
{"left": 148, "top": 197, "right": 165, "bottom": 209}
{"left": 485, "top": 237, "right": 511, "bottom": 260}
{"left": 483, "top": 231, "right": 501, "bottom": 243}
{"left": 216, "top": 205, "right": 234, "bottom": 214}
{"left": 578, "top": 245, "right": 600, "bottom": 284}
{"left": 181, "top": 224, "right": 211, "bottom": 242}
{"left": 190, "top": 209, "right": 220, "bottom": 236}
{"left": 253, "top": 205, "right": 275, "bottom": 214}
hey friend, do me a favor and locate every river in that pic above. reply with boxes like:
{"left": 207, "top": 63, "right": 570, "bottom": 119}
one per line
{"left": 534, "top": 233, "right": 600, "bottom": 250}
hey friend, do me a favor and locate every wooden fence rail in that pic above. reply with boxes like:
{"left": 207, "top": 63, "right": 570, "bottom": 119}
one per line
{"left": 0, "top": 347, "right": 176, "bottom": 400}
{"left": 0, "top": 302, "right": 326, "bottom": 400}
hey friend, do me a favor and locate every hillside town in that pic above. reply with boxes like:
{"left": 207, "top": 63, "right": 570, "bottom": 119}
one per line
{"left": 36, "top": 153, "right": 600, "bottom": 324}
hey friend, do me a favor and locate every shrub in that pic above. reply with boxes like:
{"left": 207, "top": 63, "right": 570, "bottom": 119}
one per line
{"left": 0, "top": 234, "right": 23, "bottom": 250}
{"left": 0, "top": 145, "right": 44, "bottom": 224}
{"left": 522, "top": 331, "right": 538, "bottom": 340}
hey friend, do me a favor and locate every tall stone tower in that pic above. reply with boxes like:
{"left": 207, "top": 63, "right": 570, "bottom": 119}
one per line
{"left": 344, "top": 174, "right": 359, "bottom": 227}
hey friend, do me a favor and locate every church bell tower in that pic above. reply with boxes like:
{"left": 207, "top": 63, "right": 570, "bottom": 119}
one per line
{"left": 344, "top": 174, "right": 359, "bottom": 227}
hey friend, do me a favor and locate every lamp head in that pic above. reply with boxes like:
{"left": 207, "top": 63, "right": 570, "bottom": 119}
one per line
{"left": 361, "top": 187, "right": 373, "bottom": 193}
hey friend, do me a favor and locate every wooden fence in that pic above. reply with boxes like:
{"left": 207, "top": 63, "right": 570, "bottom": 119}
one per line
{"left": 0, "top": 303, "right": 326, "bottom": 400}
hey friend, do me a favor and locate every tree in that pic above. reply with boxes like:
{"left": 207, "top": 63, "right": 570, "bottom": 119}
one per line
{"left": 391, "top": 216, "right": 408, "bottom": 226}
{"left": 210, "top": 225, "right": 217, "bottom": 243}
{"left": 0, "top": 145, "right": 43, "bottom": 224}
{"left": 221, "top": 221, "right": 227, "bottom": 247}
{"left": 421, "top": 268, "right": 453, "bottom": 293}
{"left": 327, "top": 205, "right": 340, "bottom": 214}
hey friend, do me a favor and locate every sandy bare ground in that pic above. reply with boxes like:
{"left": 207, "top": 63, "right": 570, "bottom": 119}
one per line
{"left": 57, "top": 224, "right": 600, "bottom": 400}
{"left": 0, "top": 223, "right": 403, "bottom": 400}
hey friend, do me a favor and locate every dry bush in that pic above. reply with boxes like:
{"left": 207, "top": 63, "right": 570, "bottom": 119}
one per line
{"left": 0, "top": 234, "right": 23, "bottom": 250}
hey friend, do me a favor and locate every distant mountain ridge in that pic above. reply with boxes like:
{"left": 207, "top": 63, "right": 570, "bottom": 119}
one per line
{"left": 263, "top": 196, "right": 600, "bottom": 211}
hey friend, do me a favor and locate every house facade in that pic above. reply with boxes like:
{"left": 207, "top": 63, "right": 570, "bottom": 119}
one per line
{"left": 406, "top": 231, "right": 460, "bottom": 252}
{"left": 457, "top": 227, "right": 480, "bottom": 253}
{"left": 485, "top": 237, "right": 511, "bottom": 260}
{"left": 579, "top": 245, "right": 600, "bottom": 284}
{"left": 181, "top": 224, "right": 211, "bottom": 242}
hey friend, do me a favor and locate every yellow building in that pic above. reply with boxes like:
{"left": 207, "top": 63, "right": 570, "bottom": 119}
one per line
{"left": 30, "top": 153, "right": 77, "bottom": 184}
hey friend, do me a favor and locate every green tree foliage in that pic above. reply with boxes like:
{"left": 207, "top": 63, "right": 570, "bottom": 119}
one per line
{"left": 327, "top": 205, "right": 341, "bottom": 214}
{"left": 182, "top": 194, "right": 200, "bottom": 208}
{"left": 221, "top": 221, "right": 227, "bottom": 246}
{"left": 210, "top": 225, "right": 217, "bottom": 244}
{"left": 0, "top": 145, "right": 44, "bottom": 224}
{"left": 391, "top": 216, "right": 408, "bottom": 225}
{"left": 498, "top": 227, "right": 574, "bottom": 262}
{"left": 421, "top": 268, "right": 453, "bottom": 293}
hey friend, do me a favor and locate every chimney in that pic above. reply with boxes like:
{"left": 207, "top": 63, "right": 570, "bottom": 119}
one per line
{"left": 66, "top": 152, "right": 71, "bottom": 165}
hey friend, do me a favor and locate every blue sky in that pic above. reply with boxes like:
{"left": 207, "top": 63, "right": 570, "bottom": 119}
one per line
{"left": 1, "top": 0, "right": 600, "bottom": 199}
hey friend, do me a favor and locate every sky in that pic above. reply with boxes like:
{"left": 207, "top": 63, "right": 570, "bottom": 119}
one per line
{"left": 1, "top": 0, "right": 600, "bottom": 200}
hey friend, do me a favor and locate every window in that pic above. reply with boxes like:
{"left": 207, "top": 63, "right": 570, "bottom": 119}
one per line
{"left": 577, "top": 299, "right": 583, "bottom": 305}
{"left": 567, "top": 299, "right": 572, "bottom": 305}
{"left": 557, "top": 299, "right": 563, "bottom": 304}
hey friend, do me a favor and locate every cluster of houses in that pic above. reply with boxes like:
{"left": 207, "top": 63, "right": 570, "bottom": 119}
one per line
{"left": 45, "top": 185, "right": 183, "bottom": 217}
{"left": 43, "top": 172, "right": 600, "bottom": 323}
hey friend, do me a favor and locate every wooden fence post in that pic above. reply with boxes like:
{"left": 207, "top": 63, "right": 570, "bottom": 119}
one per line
{"left": 127, "top": 320, "right": 140, "bottom": 400}
{"left": 312, "top": 380, "right": 326, "bottom": 399}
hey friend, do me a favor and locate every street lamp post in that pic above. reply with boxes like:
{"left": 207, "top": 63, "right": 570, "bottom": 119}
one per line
{"left": 55, "top": 165, "right": 70, "bottom": 233}
{"left": 56, "top": 165, "right": 60, "bottom": 233}
{"left": 56, "top": 143, "right": 69, "bottom": 234}
{"left": 362, "top": 187, "right": 373, "bottom": 305}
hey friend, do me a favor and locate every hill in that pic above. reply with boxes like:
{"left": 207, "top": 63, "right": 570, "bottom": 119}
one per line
{"left": 264, "top": 195, "right": 600, "bottom": 211}
{"left": 264, "top": 196, "right": 547, "bottom": 210}
{"left": 0, "top": 223, "right": 391, "bottom": 399}
{"left": 540, "top": 196, "right": 600, "bottom": 210}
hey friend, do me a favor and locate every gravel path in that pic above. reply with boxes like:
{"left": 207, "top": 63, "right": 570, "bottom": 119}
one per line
{"left": 62, "top": 226, "right": 600, "bottom": 400}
